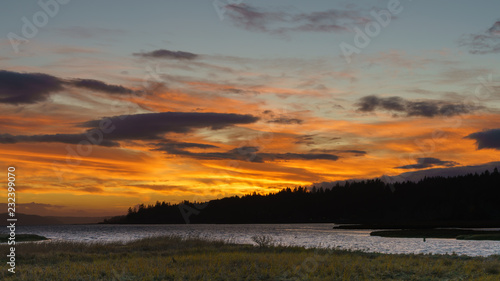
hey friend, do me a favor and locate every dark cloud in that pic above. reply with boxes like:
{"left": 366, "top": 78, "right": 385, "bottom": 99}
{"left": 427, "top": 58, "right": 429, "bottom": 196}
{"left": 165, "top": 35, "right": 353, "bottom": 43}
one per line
{"left": 310, "top": 149, "right": 367, "bottom": 156}
{"left": 395, "top": 157, "right": 459, "bottom": 170}
{"left": 225, "top": 4, "right": 368, "bottom": 35}
{"left": 154, "top": 144, "right": 339, "bottom": 163}
{"left": 0, "top": 70, "right": 136, "bottom": 104}
{"left": 80, "top": 112, "right": 260, "bottom": 141}
{"left": 267, "top": 117, "right": 303, "bottom": 124}
{"left": 222, "top": 88, "right": 260, "bottom": 95}
{"left": 223, "top": 88, "right": 245, "bottom": 94}
{"left": 264, "top": 152, "right": 339, "bottom": 161}
{"left": 0, "top": 70, "right": 63, "bottom": 104}
{"left": 261, "top": 110, "right": 302, "bottom": 125}
{"left": 155, "top": 144, "right": 261, "bottom": 162}
{"left": 294, "top": 134, "right": 316, "bottom": 145}
{"left": 356, "top": 95, "right": 480, "bottom": 117}
{"left": 0, "top": 133, "right": 119, "bottom": 147}
{"left": 380, "top": 96, "right": 406, "bottom": 111}
{"left": 153, "top": 140, "right": 219, "bottom": 155}
{"left": 459, "top": 20, "right": 500, "bottom": 54}
{"left": 225, "top": 4, "right": 285, "bottom": 33}
{"left": 489, "top": 21, "right": 500, "bottom": 35}
{"left": 405, "top": 101, "right": 439, "bottom": 117}
{"left": 357, "top": 95, "right": 406, "bottom": 112}
{"left": 161, "top": 141, "right": 218, "bottom": 150}
{"left": 69, "top": 79, "right": 134, "bottom": 95}
{"left": 0, "top": 112, "right": 258, "bottom": 147}
{"left": 356, "top": 95, "right": 379, "bottom": 112}
{"left": 342, "top": 150, "right": 367, "bottom": 155}
{"left": 134, "top": 49, "right": 198, "bottom": 60}
{"left": 465, "top": 129, "right": 500, "bottom": 150}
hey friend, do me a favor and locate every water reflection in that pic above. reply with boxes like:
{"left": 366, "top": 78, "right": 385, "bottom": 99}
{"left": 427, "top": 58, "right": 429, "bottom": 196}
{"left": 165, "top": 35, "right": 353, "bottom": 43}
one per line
{"left": 4, "top": 224, "right": 500, "bottom": 257}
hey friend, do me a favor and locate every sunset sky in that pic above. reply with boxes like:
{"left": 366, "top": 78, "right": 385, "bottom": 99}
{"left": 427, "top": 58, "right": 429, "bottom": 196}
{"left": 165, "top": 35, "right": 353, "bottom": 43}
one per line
{"left": 1, "top": 0, "right": 500, "bottom": 216}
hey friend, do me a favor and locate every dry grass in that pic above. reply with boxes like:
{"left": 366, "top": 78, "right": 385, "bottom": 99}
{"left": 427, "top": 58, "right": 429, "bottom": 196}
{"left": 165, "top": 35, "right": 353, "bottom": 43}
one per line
{"left": 1, "top": 235, "right": 500, "bottom": 280}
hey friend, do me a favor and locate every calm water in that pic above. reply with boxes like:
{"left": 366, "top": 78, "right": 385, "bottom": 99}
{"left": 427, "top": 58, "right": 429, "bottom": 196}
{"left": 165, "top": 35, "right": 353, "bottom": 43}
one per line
{"left": 4, "top": 224, "right": 500, "bottom": 257}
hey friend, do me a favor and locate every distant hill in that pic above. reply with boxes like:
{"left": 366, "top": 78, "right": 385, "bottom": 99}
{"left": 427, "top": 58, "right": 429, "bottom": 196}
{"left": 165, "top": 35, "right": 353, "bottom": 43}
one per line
{"left": 1, "top": 213, "right": 62, "bottom": 225}
{"left": 0, "top": 213, "right": 111, "bottom": 225}
{"left": 315, "top": 161, "right": 500, "bottom": 188}
{"left": 44, "top": 216, "right": 113, "bottom": 224}
{"left": 384, "top": 161, "right": 500, "bottom": 183}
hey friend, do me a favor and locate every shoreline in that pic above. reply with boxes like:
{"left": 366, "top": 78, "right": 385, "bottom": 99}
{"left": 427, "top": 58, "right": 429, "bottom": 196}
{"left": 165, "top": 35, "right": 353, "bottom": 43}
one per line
{"left": 0, "top": 234, "right": 48, "bottom": 243}
{"left": 333, "top": 220, "right": 500, "bottom": 230}
{"left": 370, "top": 229, "right": 500, "bottom": 241}
{"left": 1, "top": 235, "right": 499, "bottom": 280}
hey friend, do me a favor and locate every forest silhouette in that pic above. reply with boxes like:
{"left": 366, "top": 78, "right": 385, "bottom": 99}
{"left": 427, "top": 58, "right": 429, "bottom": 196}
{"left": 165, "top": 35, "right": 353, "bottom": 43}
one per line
{"left": 105, "top": 168, "right": 500, "bottom": 227}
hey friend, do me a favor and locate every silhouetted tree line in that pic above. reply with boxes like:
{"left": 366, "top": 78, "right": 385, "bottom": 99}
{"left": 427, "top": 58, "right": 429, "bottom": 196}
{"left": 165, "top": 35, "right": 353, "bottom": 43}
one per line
{"left": 104, "top": 168, "right": 500, "bottom": 225}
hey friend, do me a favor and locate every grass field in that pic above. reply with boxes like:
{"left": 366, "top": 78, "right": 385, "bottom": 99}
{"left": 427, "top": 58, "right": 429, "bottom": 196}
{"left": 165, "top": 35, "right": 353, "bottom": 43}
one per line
{"left": 1, "top": 235, "right": 500, "bottom": 280}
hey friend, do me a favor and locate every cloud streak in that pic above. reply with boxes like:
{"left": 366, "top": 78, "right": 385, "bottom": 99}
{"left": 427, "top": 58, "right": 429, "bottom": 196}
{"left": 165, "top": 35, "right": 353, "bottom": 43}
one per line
{"left": 459, "top": 20, "right": 500, "bottom": 54}
{"left": 0, "top": 112, "right": 259, "bottom": 147}
{"left": 225, "top": 4, "right": 368, "bottom": 35}
{"left": 80, "top": 112, "right": 260, "bottom": 141}
{"left": 267, "top": 117, "right": 303, "bottom": 124}
{"left": 310, "top": 149, "right": 367, "bottom": 156}
{"left": 356, "top": 95, "right": 481, "bottom": 117}
{"left": 0, "top": 133, "right": 119, "bottom": 147}
{"left": 69, "top": 79, "right": 135, "bottom": 95}
{"left": 0, "top": 70, "right": 63, "bottom": 104}
{"left": 0, "top": 70, "right": 136, "bottom": 105}
{"left": 395, "top": 157, "right": 459, "bottom": 170}
{"left": 133, "top": 49, "right": 199, "bottom": 60}
{"left": 154, "top": 144, "right": 339, "bottom": 163}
